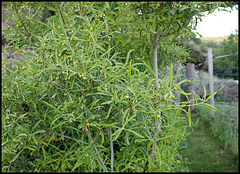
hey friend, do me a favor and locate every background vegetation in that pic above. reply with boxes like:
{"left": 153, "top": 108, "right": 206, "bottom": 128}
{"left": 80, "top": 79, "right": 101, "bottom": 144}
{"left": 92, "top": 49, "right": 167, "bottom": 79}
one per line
{"left": 181, "top": 31, "right": 238, "bottom": 79}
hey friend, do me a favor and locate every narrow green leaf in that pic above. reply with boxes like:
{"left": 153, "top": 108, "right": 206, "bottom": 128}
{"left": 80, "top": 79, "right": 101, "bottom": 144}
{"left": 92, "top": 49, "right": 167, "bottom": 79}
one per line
{"left": 122, "top": 108, "right": 130, "bottom": 125}
{"left": 110, "top": 86, "right": 119, "bottom": 101}
{"left": 60, "top": 129, "right": 65, "bottom": 141}
{"left": 155, "top": 135, "right": 174, "bottom": 142}
{"left": 206, "top": 91, "right": 217, "bottom": 101}
{"left": 16, "top": 133, "right": 28, "bottom": 138}
{"left": 197, "top": 104, "right": 213, "bottom": 110}
{"left": 31, "top": 120, "right": 42, "bottom": 133}
{"left": 72, "top": 158, "right": 82, "bottom": 172}
{"left": 94, "top": 42, "right": 106, "bottom": 51}
{"left": 14, "top": 113, "right": 27, "bottom": 122}
{"left": 66, "top": 91, "right": 73, "bottom": 103}
{"left": 176, "top": 20, "right": 182, "bottom": 28}
{"left": 146, "top": 78, "right": 155, "bottom": 92}
{"left": 174, "top": 79, "right": 187, "bottom": 89}
{"left": 26, "top": 147, "right": 36, "bottom": 151}
{"left": 122, "top": 114, "right": 136, "bottom": 128}
{"left": 42, "top": 101, "right": 61, "bottom": 113}
{"left": 52, "top": 120, "right": 69, "bottom": 129}
{"left": 48, "top": 143, "right": 62, "bottom": 152}
{"left": 135, "top": 139, "right": 148, "bottom": 143}
{"left": 112, "top": 128, "right": 123, "bottom": 141}
{"left": 125, "top": 49, "right": 135, "bottom": 67}
{"left": 143, "top": 61, "right": 155, "bottom": 75}
{"left": 201, "top": 103, "right": 218, "bottom": 111}
{"left": 101, "top": 100, "right": 113, "bottom": 105}
{"left": 188, "top": 106, "right": 191, "bottom": 126}
{"left": 125, "top": 129, "right": 144, "bottom": 138}
{"left": 100, "top": 47, "right": 114, "bottom": 60}
{"left": 203, "top": 85, "right": 207, "bottom": 99}
{"left": 9, "top": 148, "right": 25, "bottom": 163}
{"left": 41, "top": 146, "right": 46, "bottom": 161}
{"left": 91, "top": 122, "right": 118, "bottom": 127}
{"left": 169, "top": 63, "right": 173, "bottom": 86}
{"left": 42, "top": 67, "right": 61, "bottom": 71}
{"left": 126, "top": 132, "right": 130, "bottom": 145}
{"left": 193, "top": 91, "right": 201, "bottom": 100}
{"left": 105, "top": 105, "right": 113, "bottom": 119}
{"left": 31, "top": 135, "right": 38, "bottom": 145}
{"left": 129, "top": 60, "right": 132, "bottom": 83}
{"left": 100, "top": 130, "right": 105, "bottom": 144}
{"left": 88, "top": 99, "right": 100, "bottom": 110}
{"left": 175, "top": 86, "right": 191, "bottom": 98}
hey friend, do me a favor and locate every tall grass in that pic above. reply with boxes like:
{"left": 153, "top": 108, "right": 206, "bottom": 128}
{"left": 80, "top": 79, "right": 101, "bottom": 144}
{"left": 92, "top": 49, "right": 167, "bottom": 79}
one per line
{"left": 196, "top": 101, "right": 238, "bottom": 160}
{"left": 182, "top": 69, "right": 239, "bottom": 160}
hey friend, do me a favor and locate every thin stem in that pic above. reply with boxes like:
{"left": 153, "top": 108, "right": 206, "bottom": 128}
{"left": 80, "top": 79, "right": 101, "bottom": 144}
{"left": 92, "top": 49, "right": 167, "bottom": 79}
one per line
{"left": 56, "top": 2, "right": 74, "bottom": 55}
{"left": 56, "top": 2, "right": 70, "bottom": 38}
{"left": 29, "top": 3, "right": 43, "bottom": 21}
{"left": 108, "top": 106, "right": 131, "bottom": 120}
{"left": 84, "top": 128, "right": 93, "bottom": 142}
{"left": 91, "top": 127, "right": 105, "bottom": 147}
{"left": 84, "top": 128, "right": 109, "bottom": 172}
{"left": 12, "top": 2, "right": 31, "bottom": 38}
{"left": 109, "top": 128, "right": 114, "bottom": 171}
{"left": 92, "top": 132, "right": 101, "bottom": 147}
{"left": 93, "top": 147, "right": 109, "bottom": 172}
{"left": 152, "top": 26, "right": 158, "bottom": 83}
{"left": 45, "top": 130, "right": 89, "bottom": 145}
{"left": 27, "top": 2, "right": 31, "bottom": 26}
{"left": 56, "top": 3, "right": 67, "bottom": 28}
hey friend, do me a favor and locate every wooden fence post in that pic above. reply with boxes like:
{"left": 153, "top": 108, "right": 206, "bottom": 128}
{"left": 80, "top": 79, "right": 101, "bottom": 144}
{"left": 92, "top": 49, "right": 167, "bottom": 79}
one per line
{"left": 208, "top": 48, "right": 214, "bottom": 118}
{"left": 174, "top": 63, "right": 181, "bottom": 104}
{"left": 187, "top": 63, "right": 195, "bottom": 112}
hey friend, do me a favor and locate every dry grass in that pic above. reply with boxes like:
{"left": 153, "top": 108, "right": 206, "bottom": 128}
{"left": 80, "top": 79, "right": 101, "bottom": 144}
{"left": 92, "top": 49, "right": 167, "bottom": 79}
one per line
{"left": 200, "top": 35, "right": 230, "bottom": 44}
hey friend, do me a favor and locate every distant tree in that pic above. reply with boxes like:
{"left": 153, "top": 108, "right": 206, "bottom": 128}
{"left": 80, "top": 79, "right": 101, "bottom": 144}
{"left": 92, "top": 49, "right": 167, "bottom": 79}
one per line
{"left": 214, "top": 31, "right": 239, "bottom": 69}
{"left": 181, "top": 36, "right": 210, "bottom": 71}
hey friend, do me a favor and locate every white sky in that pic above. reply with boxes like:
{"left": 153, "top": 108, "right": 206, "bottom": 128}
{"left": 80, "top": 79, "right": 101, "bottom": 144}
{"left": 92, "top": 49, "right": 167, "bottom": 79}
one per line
{"left": 195, "top": 6, "right": 239, "bottom": 37}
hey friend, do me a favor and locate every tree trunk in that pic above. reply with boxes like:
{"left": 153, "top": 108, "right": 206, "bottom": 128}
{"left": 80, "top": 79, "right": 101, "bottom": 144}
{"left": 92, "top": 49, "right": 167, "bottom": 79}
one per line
{"left": 173, "top": 63, "right": 182, "bottom": 104}
{"left": 153, "top": 45, "right": 158, "bottom": 85}
{"left": 187, "top": 63, "right": 195, "bottom": 112}
{"left": 151, "top": 26, "right": 161, "bottom": 167}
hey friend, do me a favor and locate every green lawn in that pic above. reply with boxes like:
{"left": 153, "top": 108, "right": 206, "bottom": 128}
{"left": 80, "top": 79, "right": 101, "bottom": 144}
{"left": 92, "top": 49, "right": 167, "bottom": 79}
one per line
{"left": 179, "top": 115, "right": 238, "bottom": 172}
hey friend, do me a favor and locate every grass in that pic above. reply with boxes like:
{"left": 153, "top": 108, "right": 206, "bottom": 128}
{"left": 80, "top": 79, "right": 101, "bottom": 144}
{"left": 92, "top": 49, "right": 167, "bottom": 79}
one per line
{"left": 201, "top": 101, "right": 238, "bottom": 156}
{"left": 179, "top": 114, "right": 238, "bottom": 172}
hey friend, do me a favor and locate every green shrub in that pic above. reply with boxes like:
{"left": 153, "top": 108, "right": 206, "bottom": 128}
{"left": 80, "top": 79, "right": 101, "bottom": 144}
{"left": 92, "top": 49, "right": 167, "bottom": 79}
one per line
{"left": 2, "top": 2, "right": 216, "bottom": 172}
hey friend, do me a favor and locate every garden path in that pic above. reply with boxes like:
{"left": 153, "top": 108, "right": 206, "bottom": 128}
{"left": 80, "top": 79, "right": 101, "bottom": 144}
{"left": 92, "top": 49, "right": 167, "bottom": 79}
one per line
{"left": 180, "top": 117, "right": 238, "bottom": 172}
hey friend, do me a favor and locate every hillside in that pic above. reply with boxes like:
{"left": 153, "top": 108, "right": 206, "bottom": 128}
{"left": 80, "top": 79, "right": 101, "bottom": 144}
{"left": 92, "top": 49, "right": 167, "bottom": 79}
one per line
{"left": 200, "top": 35, "right": 229, "bottom": 44}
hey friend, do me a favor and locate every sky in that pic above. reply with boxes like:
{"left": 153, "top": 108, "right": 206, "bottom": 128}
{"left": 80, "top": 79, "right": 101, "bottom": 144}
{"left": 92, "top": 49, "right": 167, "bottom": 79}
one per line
{"left": 195, "top": 6, "right": 238, "bottom": 38}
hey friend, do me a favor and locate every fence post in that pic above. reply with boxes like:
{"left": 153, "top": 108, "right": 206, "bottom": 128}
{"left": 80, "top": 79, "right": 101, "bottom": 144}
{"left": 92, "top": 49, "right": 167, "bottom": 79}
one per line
{"left": 187, "top": 63, "right": 195, "bottom": 112}
{"left": 208, "top": 48, "right": 214, "bottom": 118}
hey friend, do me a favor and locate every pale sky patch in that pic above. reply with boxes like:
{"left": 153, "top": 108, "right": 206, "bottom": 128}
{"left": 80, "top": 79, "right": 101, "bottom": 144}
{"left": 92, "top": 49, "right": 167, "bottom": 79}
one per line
{"left": 195, "top": 7, "right": 238, "bottom": 37}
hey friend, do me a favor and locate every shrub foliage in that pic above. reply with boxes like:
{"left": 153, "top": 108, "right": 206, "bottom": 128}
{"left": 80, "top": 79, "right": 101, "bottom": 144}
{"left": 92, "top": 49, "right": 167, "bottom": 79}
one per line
{"left": 2, "top": 2, "right": 217, "bottom": 172}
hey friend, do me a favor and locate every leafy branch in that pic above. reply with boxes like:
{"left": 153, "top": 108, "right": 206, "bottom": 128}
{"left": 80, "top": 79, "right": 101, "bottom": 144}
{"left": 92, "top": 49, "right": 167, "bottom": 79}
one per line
{"left": 45, "top": 129, "right": 108, "bottom": 171}
{"left": 56, "top": 3, "right": 70, "bottom": 39}
{"left": 12, "top": 2, "right": 31, "bottom": 38}
{"left": 45, "top": 130, "right": 89, "bottom": 145}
